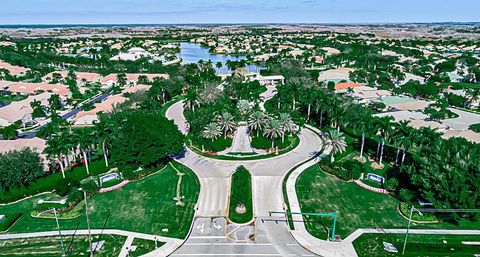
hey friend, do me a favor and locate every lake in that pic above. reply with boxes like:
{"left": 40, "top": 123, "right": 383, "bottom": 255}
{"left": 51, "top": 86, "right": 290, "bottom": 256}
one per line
{"left": 178, "top": 43, "right": 262, "bottom": 73}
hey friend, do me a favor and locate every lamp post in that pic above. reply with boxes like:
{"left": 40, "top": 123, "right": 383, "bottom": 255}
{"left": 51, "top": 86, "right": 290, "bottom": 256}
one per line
{"left": 402, "top": 206, "right": 422, "bottom": 255}
{"left": 79, "top": 188, "right": 93, "bottom": 257}
{"left": 52, "top": 207, "right": 66, "bottom": 257}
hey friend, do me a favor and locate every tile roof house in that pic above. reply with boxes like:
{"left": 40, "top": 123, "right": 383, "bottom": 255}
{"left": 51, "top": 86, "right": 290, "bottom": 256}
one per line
{"left": 0, "top": 92, "right": 52, "bottom": 126}
{"left": 6, "top": 82, "right": 70, "bottom": 97}
{"left": 43, "top": 71, "right": 102, "bottom": 83}
{"left": 0, "top": 60, "right": 30, "bottom": 76}
{"left": 73, "top": 84, "right": 151, "bottom": 126}
{"left": 318, "top": 68, "right": 355, "bottom": 83}
{"left": 334, "top": 82, "right": 361, "bottom": 91}
{"left": 0, "top": 137, "right": 49, "bottom": 170}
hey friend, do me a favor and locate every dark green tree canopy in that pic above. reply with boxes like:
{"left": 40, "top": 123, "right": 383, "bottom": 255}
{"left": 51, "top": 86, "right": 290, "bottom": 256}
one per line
{"left": 109, "top": 110, "right": 185, "bottom": 171}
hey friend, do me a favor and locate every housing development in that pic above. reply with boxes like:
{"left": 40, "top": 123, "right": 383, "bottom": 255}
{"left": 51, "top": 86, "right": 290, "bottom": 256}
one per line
{"left": 0, "top": 22, "right": 479, "bottom": 257}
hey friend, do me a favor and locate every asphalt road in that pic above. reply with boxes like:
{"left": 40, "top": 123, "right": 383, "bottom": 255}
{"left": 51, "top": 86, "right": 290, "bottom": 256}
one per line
{"left": 165, "top": 100, "right": 323, "bottom": 256}
{"left": 18, "top": 94, "right": 110, "bottom": 138}
{"left": 171, "top": 217, "right": 316, "bottom": 257}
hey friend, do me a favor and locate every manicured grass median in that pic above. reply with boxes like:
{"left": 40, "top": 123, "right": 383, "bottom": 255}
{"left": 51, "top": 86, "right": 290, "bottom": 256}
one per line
{"left": 353, "top": 233, "right": 480, "bottom": 257}
{"left": 228, "top": 166, "right": 253, "bottom": 224}
{"left": 1, "top": 161, "right": 200, "bottom": 239}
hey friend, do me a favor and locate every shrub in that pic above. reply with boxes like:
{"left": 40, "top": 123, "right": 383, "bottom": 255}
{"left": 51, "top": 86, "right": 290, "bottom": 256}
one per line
{"left": 399, "top": 188, "right": 415, "bottom": 203}
{"left": 55, "top": 178, "right": 80, "bottom": 196}
{"left": 80, "top": 177, "right": 99, "bottom": 194}
{"left": 469, "top": 123, "right": 480, "bottom": 133}
{"left": 384, "top": 178, "right": 399, "bottom": 191}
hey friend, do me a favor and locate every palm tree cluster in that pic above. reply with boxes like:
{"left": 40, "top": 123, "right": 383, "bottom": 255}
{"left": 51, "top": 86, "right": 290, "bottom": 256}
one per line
{"left": 44, "top": 121, "right": 113, "bottom": 179}
{"left": 202, "top": 112, "right": 236, "bottom": 141}
{"left": 247, "top": 111, "right": 297, "bottom": 150}
{"left": 270, "top": 68, "right": 479, "bottom": 211}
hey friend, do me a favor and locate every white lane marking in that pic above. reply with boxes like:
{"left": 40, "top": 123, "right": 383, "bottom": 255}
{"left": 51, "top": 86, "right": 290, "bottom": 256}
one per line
{"left": 185, "top": 243, "right": 273, "bottom": 246}
{"left": 189, "top": 236, "right": 226, "bottom": 239}
{"left": 171, "top": 254, "right": 290, "bottom": 256}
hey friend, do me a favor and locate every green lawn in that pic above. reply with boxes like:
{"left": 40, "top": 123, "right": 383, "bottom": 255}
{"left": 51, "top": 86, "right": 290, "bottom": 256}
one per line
{"left": 228, "top": 166, "right": 253, "bottom": 224}
{"left": 130, "top": 238, "right": 163, "bottom": 257}
{"left": 353, "top": 233, "right": 480, "bottom": 257}
{"left": 0, "top": 159, "right": 110, "bottom": 203}
{"left": 295, "top": 165, "right": 480, "bottom": 240}
{"left": 0, "top": 234, "right": 125, "bottom": 257}
{"left": 1, "top": 161, "right": 200, "bottom": 239}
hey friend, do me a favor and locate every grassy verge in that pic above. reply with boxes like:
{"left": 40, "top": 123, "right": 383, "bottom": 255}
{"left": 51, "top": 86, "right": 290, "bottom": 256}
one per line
{"left": 353, "top": 233, "right": 480, "bottom": 257}
{"left": 228, "top": 166, "right": 253, "bottom": 224}
{"left": 0, "top": 234, "right": 126, "bottom": 257}
{"left": 296, "top": 164, "right": 480, "bottom": 240}
{"left": 129, "top": 238, "right": 164, "bottom": 257}
{"left": 1, "top": 161, "right": 200, "bottom": 239}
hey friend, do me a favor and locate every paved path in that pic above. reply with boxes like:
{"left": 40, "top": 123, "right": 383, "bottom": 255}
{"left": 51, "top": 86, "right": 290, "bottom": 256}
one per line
{"left": 285, "top": 146, "right": 360, "bottom": 257}
{"left": 0, "top": 229, "right": 183, "bottom": 257}
{"left": 444, "top": 107, "right": 480, "bottom": 130}
{"left": 221, "top": 125, "right": 255, "bottom": 153}
{"left": 259, "top": 84, "right": 276, "bottom": 112}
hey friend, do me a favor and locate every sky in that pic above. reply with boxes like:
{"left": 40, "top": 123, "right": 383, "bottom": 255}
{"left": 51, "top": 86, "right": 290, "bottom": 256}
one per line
{"left": 0, "top": 0, "right": 479, "bottom": 25}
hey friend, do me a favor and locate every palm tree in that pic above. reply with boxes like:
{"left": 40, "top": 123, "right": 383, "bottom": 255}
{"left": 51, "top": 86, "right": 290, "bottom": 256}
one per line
{"left": 372, "top": 116, "right": 394, "bottom": 164}
{"left": 202, "top": 122, "right": 222, "bottom": 141}
{"left": 248, "top": 111, "right": 267, "bottom": 137}
{"left": 216, "top": 62, "right": 223, "bottom": 70}
{"left": 45, "top": 135, "right": 66, "bottom": 178}
{"left": 94, "top": 120, "right": 113, "bottom": 167}
{"left": 466, "top": 88, "right": 480, "bottom": 107}
{"left": 216, "top": 112, "right": 236, "bottom": 139}
{"left": 325, "top": 129, "right": 347, "bottom": 163}
{"left": 75, "top": 128, "right": 94, "bottom": 175}
{"left": 263, "top": 119, "right": 284, "bottom": 150}
{"left": 184, "top": 88, "right": 199, "bottom": 112}
{"left": 349, "top": 109, "right": 372, "bottom": 160}
{"left": 278, "top": 113, "right": 296, "bottom": 143}
{"left": 315, "top": 92, "right": 327, "bottom": 128}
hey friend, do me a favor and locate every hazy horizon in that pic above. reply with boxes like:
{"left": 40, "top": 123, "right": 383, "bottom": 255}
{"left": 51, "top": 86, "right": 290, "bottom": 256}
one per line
{"left": 1, "top": 0, "right": 479, "bottom": 25}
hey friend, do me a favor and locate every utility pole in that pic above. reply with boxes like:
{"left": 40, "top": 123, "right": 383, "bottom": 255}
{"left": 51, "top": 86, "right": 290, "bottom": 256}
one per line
{"left": 81, "top": 189, "right": 94, "bottom": 257}
{"left": 53, "top": 207, "right": 66, "bottom": 256}
{"left": 402, "top": 206, "right": 422, "bottom": 255}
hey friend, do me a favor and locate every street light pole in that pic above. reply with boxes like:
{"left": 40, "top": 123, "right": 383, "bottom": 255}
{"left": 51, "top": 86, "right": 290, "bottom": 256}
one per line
{"left": 402, "top": 206, "right": 418, "bottom": 255}
{"left": 53, "top": 207, "right": 66, "bottom": 256}
{"left": 82, "top": 190, "right": 94, "bottom": 257}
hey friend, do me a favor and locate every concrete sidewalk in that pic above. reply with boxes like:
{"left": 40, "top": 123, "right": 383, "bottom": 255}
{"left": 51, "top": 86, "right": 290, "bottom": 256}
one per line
{"left": 0, "top": 229, "right": 183, "bottom": 257}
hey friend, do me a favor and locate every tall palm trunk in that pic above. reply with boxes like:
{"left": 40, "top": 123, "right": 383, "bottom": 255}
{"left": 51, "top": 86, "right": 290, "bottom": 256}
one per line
{"left": 102, "top": 140, "right": 109, "bottom": 167}
{"left": 379, "top": 138, "right": 385, "bottom": 164}
{"left": 395, "top": 148, "right": 400, "bottom": 164}
{"left": 319, "top": 110, "right": 324, "bottom": 128}
{"left": 271, "top": 138, "right": 275, "bottom": 150}
{"left": 82, "top": 151, "right": 90, "bottom": 175}
{"left": 376, "top": 140, "right": 381, "bottom": 161}
{"left": 359, "top": 132, "right": 365, "bottom": 158}
{"left": 59, "top": 158, "right": 65, "bottom": 178}
{"left": 307, "top": 104, "right": 311, "bottom": 120}
{"left": 401, "top": 148, "right": 407, "bottom": 165}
